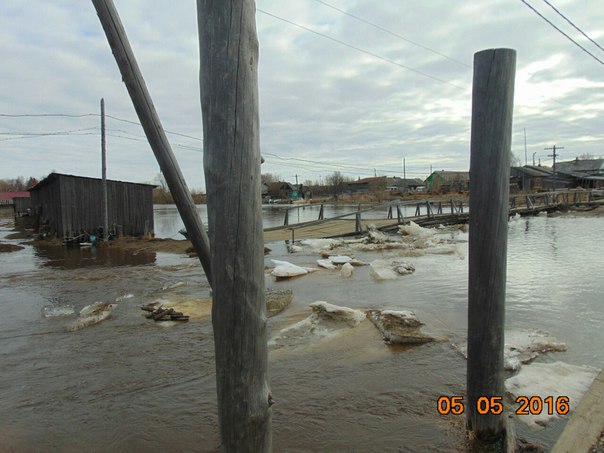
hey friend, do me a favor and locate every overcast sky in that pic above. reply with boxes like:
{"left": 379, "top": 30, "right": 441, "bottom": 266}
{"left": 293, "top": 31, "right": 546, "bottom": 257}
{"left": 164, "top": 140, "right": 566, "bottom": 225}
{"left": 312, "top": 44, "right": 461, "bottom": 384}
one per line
{"left": 1, "top": 0, "right": 603, "bottom": 190}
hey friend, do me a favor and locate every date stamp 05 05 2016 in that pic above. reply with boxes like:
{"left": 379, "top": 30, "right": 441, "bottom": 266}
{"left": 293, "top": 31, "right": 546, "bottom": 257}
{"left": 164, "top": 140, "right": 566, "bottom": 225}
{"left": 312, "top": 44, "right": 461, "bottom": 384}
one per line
{"left": 437, "top": 395, "right": 570, "bottom": 416}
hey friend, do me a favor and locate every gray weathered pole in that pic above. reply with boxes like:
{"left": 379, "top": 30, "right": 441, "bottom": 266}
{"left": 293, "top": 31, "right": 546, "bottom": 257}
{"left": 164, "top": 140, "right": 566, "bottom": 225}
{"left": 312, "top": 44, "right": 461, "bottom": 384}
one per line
{"left": 197, "top": 1, "right": 271, "bottom": 452}
{"left": 101, "top": 98, "right": 109, "bottom": 241}
{"left": 467, "top": 48, "right": 516, "bottom": 444}
{"left": 91, "top": 0, "right": 212, "bottom": 284}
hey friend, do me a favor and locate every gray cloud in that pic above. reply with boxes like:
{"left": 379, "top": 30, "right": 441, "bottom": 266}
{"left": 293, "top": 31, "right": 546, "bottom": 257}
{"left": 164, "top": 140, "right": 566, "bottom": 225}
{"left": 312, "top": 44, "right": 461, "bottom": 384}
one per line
{"left": 1, "top": 0, "right": 603, "bottom": 188}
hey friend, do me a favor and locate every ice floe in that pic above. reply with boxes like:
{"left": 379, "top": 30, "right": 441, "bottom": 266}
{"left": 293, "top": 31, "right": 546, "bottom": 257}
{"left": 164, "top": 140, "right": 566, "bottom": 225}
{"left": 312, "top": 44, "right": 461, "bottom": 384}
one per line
{"left": 270, "top": 259, "right": 316, "bottom": 279}
{"left": 399, "top": 221, "right": 435, "bottom": 239}
{"left": 366, "top": 309, "right": 433, "bottom": 344}
{"left": 505, "top": 361, "right": 598, "bottom": 427}
{"left": 317, "top": 259, "right": 337, "bottom": 270}
{"left": 369, "top": 259, "right": 415, "bottom": 280}
{"left": 266, "top": 289, "right": 293, "bottom": 317}
{"left": 66, "top": 302, "right": 117, "bottom": 332}
{"left": 340, "top": 262, "right": 354, "bottom": 278}
{"left": 299, "top": 238, "right": 343, "bottom": 252}
{"left": 269, "top": 301, "right": 366, "bottom": 348}
{"left": 455, "top": 329, "right": 567, "bottom": 371}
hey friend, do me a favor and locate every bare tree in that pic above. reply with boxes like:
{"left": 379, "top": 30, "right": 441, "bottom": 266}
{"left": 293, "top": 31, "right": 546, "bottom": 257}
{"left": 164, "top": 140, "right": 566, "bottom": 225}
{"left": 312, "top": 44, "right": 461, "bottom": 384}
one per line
{"left": 325, "top": 171, "right": 348, "bottom": 200}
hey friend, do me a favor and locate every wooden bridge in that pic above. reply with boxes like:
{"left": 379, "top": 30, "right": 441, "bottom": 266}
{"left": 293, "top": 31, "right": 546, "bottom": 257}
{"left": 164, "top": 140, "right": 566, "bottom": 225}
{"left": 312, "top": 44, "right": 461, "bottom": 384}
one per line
{"left": 263, "top": 189, "right": 604, "bottom": 243}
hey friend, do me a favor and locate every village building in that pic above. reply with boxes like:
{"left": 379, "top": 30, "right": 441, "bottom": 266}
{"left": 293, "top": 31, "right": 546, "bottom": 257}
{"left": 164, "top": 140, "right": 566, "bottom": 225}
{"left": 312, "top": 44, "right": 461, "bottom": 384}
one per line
{"left": 424, "top": 171, "right": 470, "bottom": 193}
{"left": 28, "top": 172, "right": 155, "bottom": 239}
{"left": 345, "top": 176, "right": 425, "bottom": 195}
{"left": 511, "top": 161, "right": 604, "bottom": 191}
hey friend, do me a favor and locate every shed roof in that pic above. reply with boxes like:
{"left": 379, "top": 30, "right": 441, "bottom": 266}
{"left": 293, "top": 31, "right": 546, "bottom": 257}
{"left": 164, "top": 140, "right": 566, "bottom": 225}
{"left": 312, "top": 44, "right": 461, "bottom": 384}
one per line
{"left": 28, "top": 172, "right": 156, "bottom": 191}
{"left": 556, "top": 158, "right": 604, "bottom": 173}
{"left": 0, "top": 191, "right": 31, "bottom": 202}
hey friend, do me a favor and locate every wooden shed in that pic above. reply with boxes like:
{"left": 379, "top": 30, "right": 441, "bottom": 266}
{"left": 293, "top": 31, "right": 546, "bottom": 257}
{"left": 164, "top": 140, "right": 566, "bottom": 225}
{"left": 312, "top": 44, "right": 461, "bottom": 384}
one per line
{"left": 29, "top": 173, "right": 155, "bottom": 239}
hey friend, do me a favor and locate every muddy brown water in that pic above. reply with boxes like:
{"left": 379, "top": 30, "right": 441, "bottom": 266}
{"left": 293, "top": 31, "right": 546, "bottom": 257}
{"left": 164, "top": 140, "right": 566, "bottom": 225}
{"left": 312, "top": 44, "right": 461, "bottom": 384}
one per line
{"left": 1, "top": 211, "right": 603, "bottom": 452}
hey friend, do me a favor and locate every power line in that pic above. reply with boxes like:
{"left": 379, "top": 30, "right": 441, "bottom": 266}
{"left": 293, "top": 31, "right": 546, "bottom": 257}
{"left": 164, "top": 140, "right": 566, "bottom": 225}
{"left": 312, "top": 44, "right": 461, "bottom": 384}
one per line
{"left": 0, "top": 112, "right": 202, "bottom": 142}
{"left": 540, "top": 0, "right": 604, "bottom": 54}
{"left": 309, "top": 0, "right": 470, "bottom": 68}
{"left": 257, "top": 8, "right": 466, "bottom": 90}
{"left": 519, "top": 0, "right": 604, "bottom": 67}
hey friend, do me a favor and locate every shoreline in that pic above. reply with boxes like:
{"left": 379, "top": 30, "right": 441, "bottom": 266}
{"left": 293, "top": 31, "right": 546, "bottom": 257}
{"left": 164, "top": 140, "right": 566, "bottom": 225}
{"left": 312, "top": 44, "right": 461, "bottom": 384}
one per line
{"left": 1, "top": 204, "right": 602, "bottom": 256}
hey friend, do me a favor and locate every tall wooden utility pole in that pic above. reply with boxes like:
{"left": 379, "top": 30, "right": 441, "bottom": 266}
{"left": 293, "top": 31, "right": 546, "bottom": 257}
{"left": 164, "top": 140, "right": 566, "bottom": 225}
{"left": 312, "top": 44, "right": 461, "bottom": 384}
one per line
{"left": 467, "top": 48, "right": 516, "bottom": 447}
{"left": 101, "top": 98, "right": 109, "bottom": 241}
{"left": 546, "top": 144, "right": 564, "bottom": 190}
{"left": 92, "top": 0, "right": 212, "bottom": 284}
{"left": 197, "top": 1, "right": 271, "bottom": 452}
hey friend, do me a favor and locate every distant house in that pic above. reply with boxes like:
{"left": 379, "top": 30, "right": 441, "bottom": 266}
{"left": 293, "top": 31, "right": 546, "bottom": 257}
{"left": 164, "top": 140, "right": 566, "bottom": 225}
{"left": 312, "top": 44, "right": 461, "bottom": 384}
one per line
{"left": 425, "top": 171, "right": 469, "bottom": 193}
{"left": 555, "top": 158, "right": 604, "bottom": 188}
{"left": 29, "top": 173, "right": 156, "bottom": 239}
{"left": 345, "top": 176, "right": 425, "bottom": 195}
{"left": 0, "top": 191, "right": 30, "bottom": 206}
{"left": 346, "top": 177, "right": 386, "bottom": 194}
{"left": 266, "top": 181, "right": 296, "bottom": 200}
{"left": 556, "top": 158, "right": 604, "bottom": 176}
{"left": 511, "top": 164, "right": 604, "bottom": 190}
{"left": 510, "top": 165, "right": 555, "bottom": 191}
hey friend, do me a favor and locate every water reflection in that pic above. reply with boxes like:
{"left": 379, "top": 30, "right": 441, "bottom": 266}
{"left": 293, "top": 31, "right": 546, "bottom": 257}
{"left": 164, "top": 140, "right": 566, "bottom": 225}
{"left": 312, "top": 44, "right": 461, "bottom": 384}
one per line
{"left": 33, "top": 244, "right": 156, "bottom": 268}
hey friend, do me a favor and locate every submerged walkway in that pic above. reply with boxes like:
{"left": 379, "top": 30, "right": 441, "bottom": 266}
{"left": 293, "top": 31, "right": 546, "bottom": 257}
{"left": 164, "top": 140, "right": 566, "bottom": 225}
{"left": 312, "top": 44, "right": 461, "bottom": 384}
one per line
{"left": 263, "top": 189, "right": 603, "bottom": 243}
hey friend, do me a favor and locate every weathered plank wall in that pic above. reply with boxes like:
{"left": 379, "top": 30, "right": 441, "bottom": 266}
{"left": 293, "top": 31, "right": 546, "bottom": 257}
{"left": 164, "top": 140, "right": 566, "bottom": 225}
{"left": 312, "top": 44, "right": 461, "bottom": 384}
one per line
{"left": 31, "top": 173, "right": 154, "bottom": 238}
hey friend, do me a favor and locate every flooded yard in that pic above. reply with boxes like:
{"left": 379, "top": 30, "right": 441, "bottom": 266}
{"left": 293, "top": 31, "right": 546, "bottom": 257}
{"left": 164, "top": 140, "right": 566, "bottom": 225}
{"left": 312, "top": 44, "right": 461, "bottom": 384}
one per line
{"left": 0, "top": 208, "right": 602, "bottom": 451}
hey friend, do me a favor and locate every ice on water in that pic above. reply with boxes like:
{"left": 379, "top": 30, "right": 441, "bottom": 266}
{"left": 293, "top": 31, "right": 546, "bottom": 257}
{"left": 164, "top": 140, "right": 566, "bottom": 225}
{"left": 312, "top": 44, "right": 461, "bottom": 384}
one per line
{"left": 505, "top": 361, "right": 598, "bottom": 427}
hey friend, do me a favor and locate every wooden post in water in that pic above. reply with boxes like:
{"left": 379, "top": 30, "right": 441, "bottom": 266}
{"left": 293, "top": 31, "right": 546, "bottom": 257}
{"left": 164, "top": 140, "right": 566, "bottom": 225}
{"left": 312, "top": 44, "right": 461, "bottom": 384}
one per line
{"left": 197, "top": 0, "right": 271, "bottom": 451}
{"left": 91, "top": 0, "right": 212, "bottom": 283}
{"left": 467, "top": 48, "right": 516, "bottom": 445}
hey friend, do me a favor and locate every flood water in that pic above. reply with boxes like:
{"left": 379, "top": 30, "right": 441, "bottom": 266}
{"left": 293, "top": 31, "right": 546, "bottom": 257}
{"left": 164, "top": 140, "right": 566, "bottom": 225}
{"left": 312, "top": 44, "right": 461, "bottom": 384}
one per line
{"left": 0, "top": 208, "right": 602, "bottom": 452}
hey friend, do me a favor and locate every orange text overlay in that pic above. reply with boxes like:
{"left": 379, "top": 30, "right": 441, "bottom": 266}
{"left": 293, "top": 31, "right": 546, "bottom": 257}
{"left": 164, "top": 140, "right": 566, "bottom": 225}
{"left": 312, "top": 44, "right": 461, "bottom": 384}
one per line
{"left": 437, "top": 395, "right": 570, "bottom": 416}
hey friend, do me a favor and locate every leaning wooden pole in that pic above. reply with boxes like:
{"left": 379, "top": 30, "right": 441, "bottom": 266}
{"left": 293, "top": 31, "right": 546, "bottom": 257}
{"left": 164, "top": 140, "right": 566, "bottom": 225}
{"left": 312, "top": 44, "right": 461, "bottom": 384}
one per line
{"left": 91, "top": 0, "right": 212, "bottom": 284}
{"left": 467, "top": 48, "right": 516, "bottom": 444}
{"left": 197, "top": 1, "right": 271, "bottom": 452}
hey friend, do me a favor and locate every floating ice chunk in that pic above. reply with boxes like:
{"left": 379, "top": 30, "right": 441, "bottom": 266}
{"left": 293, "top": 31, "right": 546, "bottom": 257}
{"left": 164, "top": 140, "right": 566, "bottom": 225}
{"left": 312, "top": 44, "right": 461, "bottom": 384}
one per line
{"left": 505, "top": 361, "right": 598, "bottom": 427}
{"left": 391, "top": 260, "right": 415, "bottom": 275}
{"left": 309, "top": 301, "right": 366, "bottom": 327}
{"left": 454, "top": 329, "right": 567, "bottom": 371}
{"left": 340, "top": 262, "right": 354, "bottom": 278}
{"left": 317, "top": 259, "right": 337, "bottom": 270}
{"left": 115, "top": 293, "right": 134, "bottom": 302}
{"left": 299, "top": 238, "right": 342, "bottom": 251}
{"left": 288, "top": 244, "right": 303, "bottom": 253}
{"left": 365, "top": 227, "right": 389, "bottom": 244}
{"left": 370, "top": 259, "right": 398, "bottom": 280}
{"left": 329, "top": 255, "right": 353, "bottom": 264}
{"left": 399, "top": 221, "right": 434, "bottom": 239}
{"left": 270, "top": 259, "right": 315, "bottom": 278}
{"left": 504, "top": 330, "right": 567, "bottom": 371}
{"left": 67, "top": 302, "right": 117, "bottom": 332}
{"left": 269, "top": 301, "right": 366, "bottom": 348}
{"left": 366, "top": 309, "right": 433, "bottom": 344}
{"left": 43, "top": 305, "right": 75, "bottom": 318}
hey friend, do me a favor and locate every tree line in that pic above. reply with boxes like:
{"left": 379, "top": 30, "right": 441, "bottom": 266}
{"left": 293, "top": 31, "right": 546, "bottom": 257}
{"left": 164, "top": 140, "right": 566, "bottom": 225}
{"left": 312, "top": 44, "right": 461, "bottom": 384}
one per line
{"left": 0, "top": 176, "right": 39, "bottom": 192}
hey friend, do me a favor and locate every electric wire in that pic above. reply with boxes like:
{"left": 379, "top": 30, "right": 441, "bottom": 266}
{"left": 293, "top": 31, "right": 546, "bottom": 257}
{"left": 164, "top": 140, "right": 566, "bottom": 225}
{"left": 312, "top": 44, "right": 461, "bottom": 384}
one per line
{"left": 520, "top": 0, "right": 604, "bottom": 66}
{"left": 540, "top": 0, "right": 604, "bottom": 54}
{"left": 257, "top": 8, "right": 466, "bottom": 90}
{"left": 309, "top": 0, "right": 471, "bottom": 68}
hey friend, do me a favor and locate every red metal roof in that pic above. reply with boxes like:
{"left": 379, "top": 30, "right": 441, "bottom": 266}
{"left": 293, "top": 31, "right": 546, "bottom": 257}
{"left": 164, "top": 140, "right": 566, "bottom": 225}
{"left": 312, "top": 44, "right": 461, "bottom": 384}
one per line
{"left": 0, "top": 191, "right": 31, "bottom": 202}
